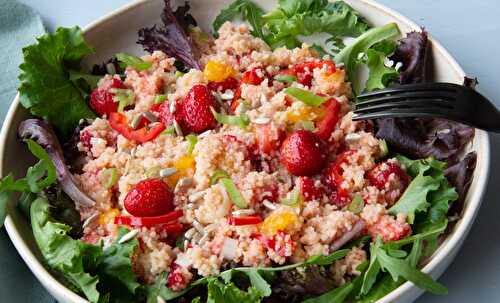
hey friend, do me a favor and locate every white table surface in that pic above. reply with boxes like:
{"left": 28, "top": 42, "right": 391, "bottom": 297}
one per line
{"left": 2, "top": 0, "right": 500, "bottom": 302}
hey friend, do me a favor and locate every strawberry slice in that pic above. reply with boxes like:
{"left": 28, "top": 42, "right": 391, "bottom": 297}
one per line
{"left": 123, "top": 178, "right": 174, "bottom": 217}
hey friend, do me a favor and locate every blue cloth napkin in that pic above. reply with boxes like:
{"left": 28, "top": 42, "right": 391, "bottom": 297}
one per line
{"left": 0, "top": 1, "right": 55, "bottom": 302}
{"left": 0, "top": 0, "right": 44, "bottom": 124}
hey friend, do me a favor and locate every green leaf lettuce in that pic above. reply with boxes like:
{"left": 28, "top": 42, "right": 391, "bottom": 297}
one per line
{"left": 18, "top": 27, "right": 96, "bottom": 138}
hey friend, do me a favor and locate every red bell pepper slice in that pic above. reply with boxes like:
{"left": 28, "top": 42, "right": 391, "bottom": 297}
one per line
{"left": 109, "top": 112, "right": 165, "bottom": 143}
{"left": 228, "top": 215, "right": 262, "bottom": 226}
{"left": 315, "top": 98, "right": 341, "bottom": 141}
{"left": 114, "top": 209, "right": 183, "bottom": 227}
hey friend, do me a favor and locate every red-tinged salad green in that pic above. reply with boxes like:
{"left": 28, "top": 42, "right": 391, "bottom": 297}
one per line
{"left": 0, "top": 0, "right": 478, "bottom": 303}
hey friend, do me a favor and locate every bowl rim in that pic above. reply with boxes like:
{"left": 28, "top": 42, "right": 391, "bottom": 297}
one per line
{"left": 0, "top": 0, "right": 491, "bottom": 302}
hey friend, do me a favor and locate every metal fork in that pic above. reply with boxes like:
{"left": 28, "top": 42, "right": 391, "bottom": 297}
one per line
{"left": 352, "top": 82, "right": 500, "bottom": 132}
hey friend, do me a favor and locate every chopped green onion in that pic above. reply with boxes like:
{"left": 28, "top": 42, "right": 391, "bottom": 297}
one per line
{"left": 281, "top": 188, "right": 301, "bottom": 207}
{"left": 186, "top": 134, "right": 198, "bottom": 155}
{"left": 347, "top": 193, "right": 364, "bottom": 214}
{"left": 300, "top": 121, "right": 315, "bottom": 131}
{"left": 145, "top": 166, "right": 160, "bottom": 178}
{"left": 116, "top": 52, "right": 152, "bottom": 71}
{"left": 110, "top": 88, "right": 135, "bottom": 112}
{"left": 275, "top": 74, "right": 297, "bottom": 83}
{"left": 175, "top": 71, "right": 185, "bottom": 78}
{"left": 219, "top": 178, "right": 247, "bottom": 208}
{"left": 379, "top": 139, "right": 389, "bottom": 158}
{"left": 154, "top": 95, "right": 167, "bottom": 104}
{"left": 211, "top": 107, "right": 250, "bottom": 129}
{"left": 210, "top": 169, "right": 229, "bottom": 185}
{"left": 161, "top": 125, "right": 176, "bottom": 135}
{"left": 284, "top": 87, "right": 328, "bottom": 107}
{"left": 100, "top": 168, "right": 118, "bottom": 189}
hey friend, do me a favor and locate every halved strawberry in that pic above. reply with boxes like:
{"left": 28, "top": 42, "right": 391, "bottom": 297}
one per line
{"left": 124, "top": 178, "right": 174, "bottom": 217}
{"left": 280, "top": 130, "right": 327, "bottom": 176}
{"left": 89, "top": 78, "right": 126, "bottom": 116}
{"left": 177, "top": 84, "right": 218, "bottom": 133}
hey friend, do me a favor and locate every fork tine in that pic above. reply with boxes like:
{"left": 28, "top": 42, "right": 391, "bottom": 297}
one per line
{"left": 356, "top": 90, "right": 457, "bottom": 107}
{"left": 355, "top": 99, "right": 454, "bottom": 113}
{"left": 358, "top": 82, "right": 460, "bottom": 99}
{"left": 352, "top": 107, "right": 453, "bottom": 121}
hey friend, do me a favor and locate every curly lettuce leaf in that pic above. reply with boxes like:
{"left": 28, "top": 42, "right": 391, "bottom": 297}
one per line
{"left": 375, "top": 242, "right": 447, "bottom": 295}
{"left": 97, "top": 227, "right": 141, "bottom": 301}
{"left": 212, "top": 0, "right": 266, "bottom": 40}
{"left": 360, "top": 238, "right": 447, "bottom": 297}
{"left": 30, "top": 197, "right": 140, "bottom": 303}
{"left": 18, "top": 27, "right": 96, "bottom": 138}
{"left": 213, "top": 0, "right": 369, "bottom": 49}
{"left": 277, "top": 0, "right": 325, "bottom": 16}
{"left": 388, "top": 173, "right": 439, "bottom": 224}
{"left": 207, "top": 278, "right": 262, "bottom": 303}
{"left": 31, "top": 197, "right": 101, "bottom": 302}
{"left": 334, "top": 23, "right": 400, "bottom": 93}
{"left": 364, "top": 46, "right": 399, "bottom": 91}
{"left": 263, "top": 0, "right": 369, "bottom": 48}
{"left": 389, "top": 156, "right": 457, "bottom": 224}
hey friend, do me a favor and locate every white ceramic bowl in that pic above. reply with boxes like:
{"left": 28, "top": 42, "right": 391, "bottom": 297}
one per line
{"left": 0, "top": 0, "right": 490, "bottom": 302}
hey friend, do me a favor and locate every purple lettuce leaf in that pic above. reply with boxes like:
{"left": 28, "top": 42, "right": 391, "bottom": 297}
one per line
{"left": 389, "top": 29, "right": 429, "bottom": 84}
{"left": 173, "top": 1, "right": 198, "bottom": 31}
{"left": 445, "top": 152, "right": 477, "bottom": 216}
{"left": 62, "top": 119, "right": 92, "bottom": 173}
{"left": 91, "top": 57, "right": 123, "bottom": 76}
{"left": 137, "top": 0, "right": 201, "bottom": 70}
{"left": 375, "top": 117, "right": 474, "bottom": 165}
{"left": 267, "top": 266, "right": 336, "bottom": 303}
